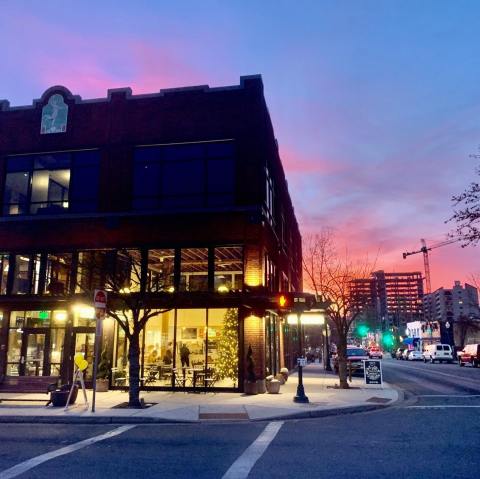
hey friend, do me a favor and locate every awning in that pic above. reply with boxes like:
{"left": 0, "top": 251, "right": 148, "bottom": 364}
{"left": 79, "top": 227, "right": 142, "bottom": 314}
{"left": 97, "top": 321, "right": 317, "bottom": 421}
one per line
{"left": 403, "top": 337, "right": 420, "bottom": 345}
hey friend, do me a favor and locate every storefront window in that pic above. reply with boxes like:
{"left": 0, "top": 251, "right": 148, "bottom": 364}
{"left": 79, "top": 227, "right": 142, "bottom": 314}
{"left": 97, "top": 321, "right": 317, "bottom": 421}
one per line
{"left": 76, "top": 250, "right": 109, "bottom": 293}
{"left": 12, "top": 255, "right": 41, "bottom": 295}
{"left": 50, "top": 329, "right": 65, "bottom": 376}
{"left": 214, "top": 247, "right": 243, "bottom": 292}
{"left": 180, "top": 248, "right": 208, "bottom": 291}
{"left": 0, "top": 254, "right": 9, "bottom": 294}
{"left": 207, "top": 308, "right": 238, "bottom": 388}
{"left": 115, "top": 249, "right": 142, "bottom": 293}
{"left": 147, "top": 249, "right": 175, "bottom": 292}
{"left": 72, "top": 304, "right": 96, "bottom": 327}
{"left": 142, "top": 310, "right": 175, "bottom": 386}
{"left": 6, "top": 330, "right": 22, "bottom": 376}
{"left": 45, "top": 254, "right": 72, "bottom": 295}
{"left": 10, "top": 310, "right": 51, "bottom": 328}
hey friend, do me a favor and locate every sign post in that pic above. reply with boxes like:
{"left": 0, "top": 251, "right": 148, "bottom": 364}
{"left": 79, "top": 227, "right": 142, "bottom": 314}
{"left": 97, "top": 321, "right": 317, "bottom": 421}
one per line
{"left": 92, "top": 289, "right": 107, "bottom": 413}
{"left": 363, "top": 359, "right": 383, "bottom": 387}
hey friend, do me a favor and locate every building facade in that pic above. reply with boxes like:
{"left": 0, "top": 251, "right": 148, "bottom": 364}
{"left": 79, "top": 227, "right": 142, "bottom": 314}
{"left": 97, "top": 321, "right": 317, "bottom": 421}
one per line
{"left": 0, "top": 76, "right": 302, "bottom": 392}
{"left": 423, "top": 281, "right": 480, "bottom": 347}
{"left": 350, "top": 270, "right": 424, "bottom": 332}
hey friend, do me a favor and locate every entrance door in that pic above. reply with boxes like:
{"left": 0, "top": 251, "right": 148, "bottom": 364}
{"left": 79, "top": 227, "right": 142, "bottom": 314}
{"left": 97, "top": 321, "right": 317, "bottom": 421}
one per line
{"left": 19, "top": 330, "right": 50, "bottom": 376}
{"left": 71, "top": 330, "right": 95, "bottom": 381}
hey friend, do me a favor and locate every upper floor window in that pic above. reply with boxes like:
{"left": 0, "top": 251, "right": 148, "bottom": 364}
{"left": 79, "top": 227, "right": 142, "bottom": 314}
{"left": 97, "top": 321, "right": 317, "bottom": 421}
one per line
{"left": 3, "top": 150, "right": 99, "bottom": 216}
{"left": 133, "top": 140, "right": 235, "bottom": 211}
{"left": 265, "top": 167, "right": 274, "bottom": 225}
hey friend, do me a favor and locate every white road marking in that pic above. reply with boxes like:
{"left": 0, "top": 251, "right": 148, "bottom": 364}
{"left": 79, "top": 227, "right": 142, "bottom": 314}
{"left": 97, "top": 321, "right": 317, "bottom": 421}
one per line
{"left": 0, "top": 425, "right": 135, "bottom": 479}
{"left": 408, "top": 405, "right": 480, "bottom": 409}
{"left": 222, "top": 421, "right": 284, "bottom": 479}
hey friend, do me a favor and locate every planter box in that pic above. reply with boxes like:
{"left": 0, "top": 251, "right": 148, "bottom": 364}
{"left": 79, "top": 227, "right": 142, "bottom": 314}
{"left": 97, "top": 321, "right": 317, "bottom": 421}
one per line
{"left": 266, "top": 380, "right": 281, "bottom": 394}
{"left": 244, "top": 381, "right": 258, "bottom": 395}
{"left": 256, "top": 379, "right": 266, "bottom": 394}
{"left": 96, "top": 379, "right": 109, "bottom": 392}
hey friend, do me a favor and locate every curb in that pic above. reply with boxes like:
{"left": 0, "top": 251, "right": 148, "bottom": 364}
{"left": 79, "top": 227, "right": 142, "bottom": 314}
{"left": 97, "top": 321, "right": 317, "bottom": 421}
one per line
{"left": 0, "top": 402, "right": 393, "bottom": 425}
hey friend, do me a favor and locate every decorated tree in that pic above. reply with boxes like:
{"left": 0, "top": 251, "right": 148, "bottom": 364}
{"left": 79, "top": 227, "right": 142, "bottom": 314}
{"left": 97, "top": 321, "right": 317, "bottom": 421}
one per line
{"left": 216, "top": 308, "right": 239, "bottom": 385}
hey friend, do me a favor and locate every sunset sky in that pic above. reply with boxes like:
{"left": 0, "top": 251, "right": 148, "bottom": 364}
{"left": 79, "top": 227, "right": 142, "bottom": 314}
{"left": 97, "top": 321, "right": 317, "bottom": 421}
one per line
{"left": 1, "top": 0, "right": 478, "bottom": 290}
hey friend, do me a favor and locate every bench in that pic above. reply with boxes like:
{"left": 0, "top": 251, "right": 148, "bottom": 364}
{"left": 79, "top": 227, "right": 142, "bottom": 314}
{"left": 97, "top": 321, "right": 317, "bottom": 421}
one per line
{"left": 0, "top": 376, "right": 59, "bottom": 393}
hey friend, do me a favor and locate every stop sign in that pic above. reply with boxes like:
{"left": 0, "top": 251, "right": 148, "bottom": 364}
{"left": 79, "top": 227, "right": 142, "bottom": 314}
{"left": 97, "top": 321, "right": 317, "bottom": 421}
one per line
{"left": 94, "top": 289, "right": 107, "bottom": 309}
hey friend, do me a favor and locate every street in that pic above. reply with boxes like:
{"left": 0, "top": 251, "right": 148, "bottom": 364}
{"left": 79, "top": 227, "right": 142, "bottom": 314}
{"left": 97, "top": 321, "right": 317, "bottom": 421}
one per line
{"left": 0, "top": 358, "right": 479, "bottom": 479}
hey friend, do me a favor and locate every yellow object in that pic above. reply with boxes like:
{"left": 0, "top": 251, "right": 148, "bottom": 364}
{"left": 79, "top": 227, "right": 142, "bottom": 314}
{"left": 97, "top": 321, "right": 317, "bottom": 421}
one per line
{"left": 74, "top": 353, "right": 88, "bottom": 371}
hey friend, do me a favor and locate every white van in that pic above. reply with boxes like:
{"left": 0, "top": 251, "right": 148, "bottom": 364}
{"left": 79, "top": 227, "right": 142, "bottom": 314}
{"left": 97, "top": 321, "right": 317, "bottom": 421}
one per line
{"left": 423, "top": 344, "right": 453, "bottom": 364}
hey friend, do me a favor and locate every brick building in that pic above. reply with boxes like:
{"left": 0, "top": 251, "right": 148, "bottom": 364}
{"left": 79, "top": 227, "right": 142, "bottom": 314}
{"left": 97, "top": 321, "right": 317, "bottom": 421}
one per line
{"left": 0, "top": 75, "right": 302, "bottom": 392}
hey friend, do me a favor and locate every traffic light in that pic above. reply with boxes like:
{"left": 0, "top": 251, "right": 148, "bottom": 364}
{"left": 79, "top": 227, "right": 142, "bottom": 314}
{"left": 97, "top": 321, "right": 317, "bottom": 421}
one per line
{"left": 382, "top": 332, "right": 394, "bottom": 348}
{"left": 356, "top": 324, "right": 369, "bottom": 338}
{"left": 275, "top": 293, "right": 317, "bottom": 312}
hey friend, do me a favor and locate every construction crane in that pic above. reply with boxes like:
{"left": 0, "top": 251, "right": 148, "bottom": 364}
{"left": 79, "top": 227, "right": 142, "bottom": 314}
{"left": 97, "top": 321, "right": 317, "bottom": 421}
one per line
{"left": 402, "top": 238, "right": 460, "bottom": 294}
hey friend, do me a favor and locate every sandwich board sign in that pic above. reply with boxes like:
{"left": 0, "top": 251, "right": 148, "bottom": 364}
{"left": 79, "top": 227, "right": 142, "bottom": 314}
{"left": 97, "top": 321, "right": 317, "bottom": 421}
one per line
{"left": 363, "top": 360, "right": 383, "bottom": 385}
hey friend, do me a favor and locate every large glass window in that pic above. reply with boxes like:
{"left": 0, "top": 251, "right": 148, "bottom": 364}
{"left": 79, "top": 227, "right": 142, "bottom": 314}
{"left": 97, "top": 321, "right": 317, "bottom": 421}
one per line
{"left": 207, "top": 308, "right": 238, "bottom": 388}
{"left": 180, "top": 248, "right": 208, "bottom": 291}
{"left": 147, "top": 249, "right": 175, "bottom": 292}
{"left": 133, "top": 140, "right": 235, "bottom": 211}
{"left": 0, "top": 254, "right": 9, "bottom": 294}
{"left": 214, "top": 246, "right": 243, "bottom": 292}
{"left": 45, "top": 254, "right": 72, "bottom": 295}
{"left": 3, "top": 150, "right": 99, "bottom": 216}
{"left": 12, "top": 254, "right": 41, "bottom": 295}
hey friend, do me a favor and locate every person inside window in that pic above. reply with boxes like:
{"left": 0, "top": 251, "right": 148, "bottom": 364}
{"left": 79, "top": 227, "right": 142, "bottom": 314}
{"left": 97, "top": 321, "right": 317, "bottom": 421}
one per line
{"left": 163, "top": 342, "right": 173, "bottom": 365}
{"left": 180, "top": 343, "right": 190, "bottom": 369}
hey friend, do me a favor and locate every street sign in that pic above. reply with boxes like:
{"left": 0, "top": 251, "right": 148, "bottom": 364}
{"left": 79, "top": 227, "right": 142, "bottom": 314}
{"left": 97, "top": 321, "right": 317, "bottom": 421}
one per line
{"left": 297, "top": 357, "right": 307, "bottom": 367}
{"left": 363, "top": 360, "right": 383, "bottom": 385}
{"left": 94, "top": 289, "right": 107, "bottom": 309}
{"left": 95, "top": 308, "right": 106, "bottom": 320}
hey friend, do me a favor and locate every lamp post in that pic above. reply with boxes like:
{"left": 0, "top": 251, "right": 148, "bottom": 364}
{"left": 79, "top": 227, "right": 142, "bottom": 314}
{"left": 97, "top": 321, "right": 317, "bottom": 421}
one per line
{"left": 294, "top": 310, "right": 309, "bottom": 403}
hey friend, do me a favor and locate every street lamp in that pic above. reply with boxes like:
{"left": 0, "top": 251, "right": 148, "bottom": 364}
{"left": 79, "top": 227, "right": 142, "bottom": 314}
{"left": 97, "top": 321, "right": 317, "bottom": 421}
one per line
{"left": 294, "top": 310, "right": 309, "bottom": 403}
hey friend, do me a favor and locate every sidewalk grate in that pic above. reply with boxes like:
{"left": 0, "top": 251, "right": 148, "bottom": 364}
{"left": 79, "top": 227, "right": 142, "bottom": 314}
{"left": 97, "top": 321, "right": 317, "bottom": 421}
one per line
{"left": 199, "top": 412, "right": 249, "bottom": 420}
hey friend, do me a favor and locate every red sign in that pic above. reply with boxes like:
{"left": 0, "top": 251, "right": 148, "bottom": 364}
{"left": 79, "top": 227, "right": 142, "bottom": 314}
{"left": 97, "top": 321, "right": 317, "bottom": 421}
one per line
{"left": 94, "top": 289, "right": 107, "bottom": 309}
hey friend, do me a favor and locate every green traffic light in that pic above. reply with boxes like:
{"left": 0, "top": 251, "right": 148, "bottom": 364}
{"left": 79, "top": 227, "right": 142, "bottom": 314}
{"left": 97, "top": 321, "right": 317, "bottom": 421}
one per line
{"left": 382, "top": 333, "right": 394, "bottom": 347}
{"left": 357, "top": 324, "right": 369, "bottom": 337}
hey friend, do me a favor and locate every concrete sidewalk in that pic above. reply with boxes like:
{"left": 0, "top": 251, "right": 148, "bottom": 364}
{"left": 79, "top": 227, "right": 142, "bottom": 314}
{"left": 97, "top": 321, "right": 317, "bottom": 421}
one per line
{"left": 0, "top": 364, "right": 399, "bottom": 423}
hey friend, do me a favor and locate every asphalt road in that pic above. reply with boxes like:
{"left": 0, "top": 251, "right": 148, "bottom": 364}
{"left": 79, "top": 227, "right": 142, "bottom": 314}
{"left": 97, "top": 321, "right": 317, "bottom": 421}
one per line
{"left": 0, "top": 358, "right": 479, "bottom": 479}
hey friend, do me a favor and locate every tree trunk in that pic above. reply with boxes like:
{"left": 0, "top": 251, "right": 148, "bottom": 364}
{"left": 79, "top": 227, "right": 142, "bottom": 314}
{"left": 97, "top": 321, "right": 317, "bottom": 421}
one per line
{"left": 128, "top": 332, "right": 142, "bottom": 408}
{"left": 337, "top": 335, "right": 349, "bottom": 389}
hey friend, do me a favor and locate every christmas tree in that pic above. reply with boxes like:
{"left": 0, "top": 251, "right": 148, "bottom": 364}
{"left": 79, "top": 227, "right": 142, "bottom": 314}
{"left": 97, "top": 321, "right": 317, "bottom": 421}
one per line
{"left": 216, "top": 308, "right": 239, "bottom": 385}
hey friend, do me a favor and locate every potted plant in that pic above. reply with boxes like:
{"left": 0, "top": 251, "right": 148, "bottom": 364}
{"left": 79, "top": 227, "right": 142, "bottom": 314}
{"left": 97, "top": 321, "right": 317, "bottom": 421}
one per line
{"left": 265, "top": 375, "right": 281, "bottom": 394}
{"left": 96, "top": 345, "right": 111, "bottom": 392}
{"left": 244, "top": 345, "right": 258, "bottom": 395}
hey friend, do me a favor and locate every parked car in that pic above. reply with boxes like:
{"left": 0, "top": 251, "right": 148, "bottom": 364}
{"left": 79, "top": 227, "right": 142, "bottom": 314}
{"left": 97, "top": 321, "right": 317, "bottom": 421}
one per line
{"left": 407, "top": 350, "right": 423, "bottom": 361}
{"left": 333, "top": 347, "right": 370, "bottom": 374}
{"left": 368, "top": 346, "right": 383, "bottom": 359}
{"left": 423, "top": 344, "right": 453, "bottom": 363}
{"left": 458, "top": 344, "right": 480, "bottom": 367}
{"left": 402, "top": 349, "right": 411, "bottom": 360}
{"left": 395, "top": 348, "right": 406, "bottom": 360}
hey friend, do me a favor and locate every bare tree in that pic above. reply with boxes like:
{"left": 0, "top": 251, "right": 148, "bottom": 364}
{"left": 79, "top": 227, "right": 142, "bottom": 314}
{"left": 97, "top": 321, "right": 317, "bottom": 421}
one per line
{"left": 76, "top": 249, "right": 171, "bottom": 408}
{"left": 303, "top": 231, "right": 376, "bottom": 388}
{"left": 447, "top": 164, "right": 480, "bottom": 246}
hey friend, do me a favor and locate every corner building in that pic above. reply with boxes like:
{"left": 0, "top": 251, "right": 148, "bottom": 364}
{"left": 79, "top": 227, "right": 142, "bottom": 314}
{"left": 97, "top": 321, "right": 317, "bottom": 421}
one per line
{"left": 0, "top": 76, "right": 302, "bottom": 392}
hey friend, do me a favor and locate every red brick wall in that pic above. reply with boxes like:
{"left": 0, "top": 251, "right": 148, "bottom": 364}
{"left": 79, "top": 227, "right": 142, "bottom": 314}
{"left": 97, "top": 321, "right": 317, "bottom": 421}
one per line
{"left": 243, "top": 314, "right": 265, "bottom": 380}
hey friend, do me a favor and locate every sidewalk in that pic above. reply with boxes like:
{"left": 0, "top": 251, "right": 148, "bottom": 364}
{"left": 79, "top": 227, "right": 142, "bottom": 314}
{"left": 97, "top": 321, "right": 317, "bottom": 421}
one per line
{"left": 0, "top": 364, "right": 399, "bottom": 423}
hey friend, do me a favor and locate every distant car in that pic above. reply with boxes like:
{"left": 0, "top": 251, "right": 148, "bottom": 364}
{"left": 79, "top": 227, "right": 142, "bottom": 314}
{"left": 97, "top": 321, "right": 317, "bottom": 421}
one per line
{"left": 407, "top": 350, "right": 423, "bottom": 361}
{"left": 423, "top": 344, "right": 453, "bottom": 364}
{"left": 368, "top": 347, "right": 383, "bottom": 359}
{"left": 458, "top": 344, "right": 480, "bottom": 367}
{"left": 333, "top": 347, "right": 370, "bottom": 374}
{"left": 402, "top": 349, "right": 411, "bottom": 360}
{"left": 395, "top": 348, "right": 406, "bottom": 360}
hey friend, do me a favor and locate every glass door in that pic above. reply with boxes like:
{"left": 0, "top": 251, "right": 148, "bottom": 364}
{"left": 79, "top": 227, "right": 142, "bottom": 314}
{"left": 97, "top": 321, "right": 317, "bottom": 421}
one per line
{"left": 72, "top": 330, "right": 95, "bottom": 381}
{"left": 19, "top": 330, "right": 49, "bottom": 376}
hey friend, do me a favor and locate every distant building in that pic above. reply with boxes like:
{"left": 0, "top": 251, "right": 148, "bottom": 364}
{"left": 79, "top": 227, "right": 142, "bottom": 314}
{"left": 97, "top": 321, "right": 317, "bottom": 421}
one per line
{"left": 350, "top": 271, "right": 424, "bottom": 331}
{"left": 423, "top": 281, "right": 480, "bottom": 347}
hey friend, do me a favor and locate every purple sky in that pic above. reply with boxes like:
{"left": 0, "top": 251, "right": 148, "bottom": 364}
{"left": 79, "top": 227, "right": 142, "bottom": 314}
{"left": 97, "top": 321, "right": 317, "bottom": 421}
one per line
{"left": 1, "top": 0, "right": 479, "bottom": 290}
